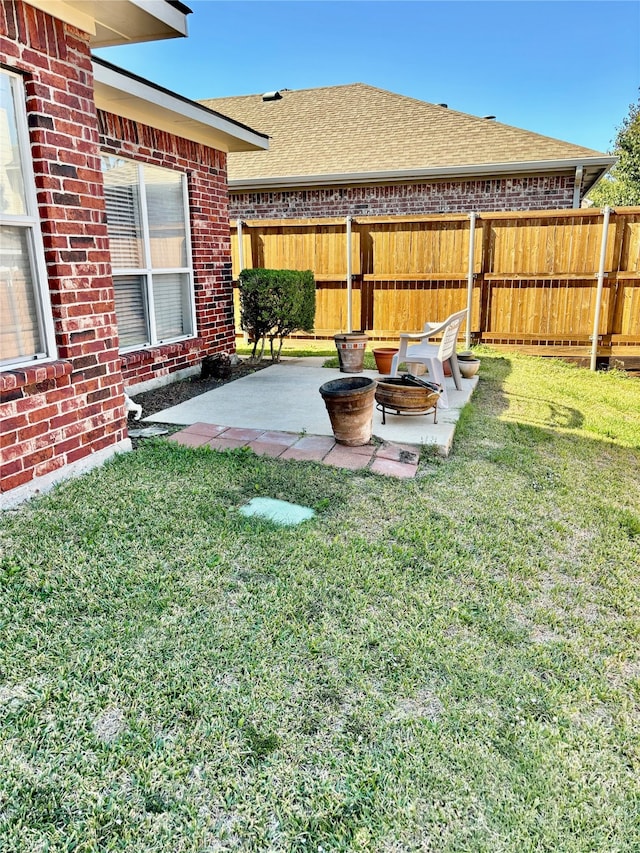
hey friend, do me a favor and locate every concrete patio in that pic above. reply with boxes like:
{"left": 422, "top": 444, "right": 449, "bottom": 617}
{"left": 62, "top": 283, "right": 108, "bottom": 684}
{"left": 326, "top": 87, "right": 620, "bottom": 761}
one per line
{"left": 143, "top": 357, "right": 479, "bottom": 474}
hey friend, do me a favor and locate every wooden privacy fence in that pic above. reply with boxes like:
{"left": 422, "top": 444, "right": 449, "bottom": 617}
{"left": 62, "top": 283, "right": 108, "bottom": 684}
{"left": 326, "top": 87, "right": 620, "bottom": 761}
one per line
{"left": 231, "top": 206, "right": 640, "bottom": 365}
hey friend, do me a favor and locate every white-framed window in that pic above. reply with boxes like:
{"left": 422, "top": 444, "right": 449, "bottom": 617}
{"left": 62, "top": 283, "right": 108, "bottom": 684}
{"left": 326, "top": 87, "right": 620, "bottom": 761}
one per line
{"left": 101, "top": 154, "right": 196, "bottom": 351}
{"left": 0, "top": 69, "right": 56, "bottom": 368}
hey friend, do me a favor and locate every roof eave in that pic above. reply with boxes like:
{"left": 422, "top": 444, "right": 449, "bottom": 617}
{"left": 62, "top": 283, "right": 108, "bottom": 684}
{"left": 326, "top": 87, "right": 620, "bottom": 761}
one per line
{"left": 92, "top": 59, "right": 269, "bottom": 153}
{"left": 229, "top": 157, "right": 616, "bottom": 192}
{"left": 580, "top": 159, "right": 618, "bottom": 197}
{"left": 25, "top": 0, "right": 191, "bottom": 47}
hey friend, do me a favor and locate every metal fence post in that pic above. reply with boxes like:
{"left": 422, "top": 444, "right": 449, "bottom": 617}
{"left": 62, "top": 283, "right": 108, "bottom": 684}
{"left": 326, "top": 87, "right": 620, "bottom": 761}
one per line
{"left": 590, "top": 206, "right": 611, "bottom": 371}
{"left": 346, "top": 215, "right": 353, "bottom": 333}
{"left": 466, "top": 212, "right": 477, "bottom": 349}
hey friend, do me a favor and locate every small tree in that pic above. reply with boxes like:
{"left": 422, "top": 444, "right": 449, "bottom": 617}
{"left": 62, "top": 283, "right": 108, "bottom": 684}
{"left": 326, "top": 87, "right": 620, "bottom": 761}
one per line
{"left": 588, "top": 94, "right": 640, "bottom": 207}
{"left": 238, "top": 269, "right": 316, "bottom": 361}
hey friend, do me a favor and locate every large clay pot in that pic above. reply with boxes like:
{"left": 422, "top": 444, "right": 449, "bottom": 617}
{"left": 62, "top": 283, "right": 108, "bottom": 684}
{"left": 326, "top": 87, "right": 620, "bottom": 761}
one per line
{"left": 372, "top": 347, "right": 399, "bottom": 374}
{"left": 319, "top": 376, "right": 376, "bottom": 446}
{"left": 334, "top": 332, "right": 368, "bottom": 373}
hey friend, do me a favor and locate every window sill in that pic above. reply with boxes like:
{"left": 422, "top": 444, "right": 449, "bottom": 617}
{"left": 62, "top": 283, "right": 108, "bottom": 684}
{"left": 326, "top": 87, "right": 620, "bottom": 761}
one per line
{"left": 1, "top": 360, "right": 73, "bottom": 394}
{"left": 120, "top": 338, "right": 203, "bottom": 367}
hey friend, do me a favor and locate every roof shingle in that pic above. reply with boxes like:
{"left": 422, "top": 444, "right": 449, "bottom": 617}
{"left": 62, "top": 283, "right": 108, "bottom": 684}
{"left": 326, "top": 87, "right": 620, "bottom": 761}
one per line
{"left": 201, "top": 83, "right": 607, "bottom": 184}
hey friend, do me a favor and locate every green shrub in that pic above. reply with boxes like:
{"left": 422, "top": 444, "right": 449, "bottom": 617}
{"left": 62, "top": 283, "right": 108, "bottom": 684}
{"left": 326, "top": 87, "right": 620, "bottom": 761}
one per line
{"left": 238, "top": 268, "right": 316, "bottom": 361}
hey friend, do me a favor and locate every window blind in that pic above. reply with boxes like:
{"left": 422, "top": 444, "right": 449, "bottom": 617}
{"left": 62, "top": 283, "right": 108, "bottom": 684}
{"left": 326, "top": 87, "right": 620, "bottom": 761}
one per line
{"left": 0, "top": 70, "right": 53, "bottom": 367}
{"left": 0, "top": 227, "right": 42, "bottom": 362}
{"left": 144, "top": 164, "right": 187, "bottom": 269}
{"left": 0, "top": 73, "right": 27, "bottom": 217}
{"left": 153, "top": 273, "right": 190, "bottom": 341}
{"left": 103, "top": 158, "right": 143, "bottom": 270}
{"left": 114, "top": 275, "right": 148, "bottom": 348}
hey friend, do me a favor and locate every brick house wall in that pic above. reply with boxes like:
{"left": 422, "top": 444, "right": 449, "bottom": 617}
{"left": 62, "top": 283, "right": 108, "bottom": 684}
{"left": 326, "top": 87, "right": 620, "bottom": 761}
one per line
{"left": 97, "top": 112, "right": 236, "bottom": 392}
{"left": 0, "top": 0, "right": 129, "bottom": 497}
{"left": 230, "top": 175, "right": 575, "bottom": 220}
{"left": 0, "top": 0, "right": 236, "bottom": 501}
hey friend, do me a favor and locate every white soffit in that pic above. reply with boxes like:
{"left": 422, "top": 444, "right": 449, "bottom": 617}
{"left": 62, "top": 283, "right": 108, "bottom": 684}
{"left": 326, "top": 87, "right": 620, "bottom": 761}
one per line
{"left": 26, "top": 0, "right": 189, "bottom": 46}
{"left": 93, "top": 60, "right": 269, "bottom": 153}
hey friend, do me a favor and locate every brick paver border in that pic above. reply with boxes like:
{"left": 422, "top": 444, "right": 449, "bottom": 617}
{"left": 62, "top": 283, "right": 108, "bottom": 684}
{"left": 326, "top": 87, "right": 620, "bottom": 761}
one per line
{"left": 169, "top": 425, "right": 420, "bottom": 479}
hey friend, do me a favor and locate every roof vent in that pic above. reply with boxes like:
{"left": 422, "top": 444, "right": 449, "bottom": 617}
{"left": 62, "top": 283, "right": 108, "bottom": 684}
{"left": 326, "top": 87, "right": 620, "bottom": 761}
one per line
{"left": 437, "top": 103, "right": 448, "bottom": 108}
{"left": 483, "top": 115, "right": 496, "bottom": 120}
{"left": 262, "top": 91, "right": 282, "bottom": 101}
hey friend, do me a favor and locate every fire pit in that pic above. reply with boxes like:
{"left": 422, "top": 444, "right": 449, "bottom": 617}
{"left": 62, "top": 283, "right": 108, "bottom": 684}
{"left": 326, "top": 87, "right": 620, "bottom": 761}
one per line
{"left": 375, "top": 375, "right": 441, "bottom": 424}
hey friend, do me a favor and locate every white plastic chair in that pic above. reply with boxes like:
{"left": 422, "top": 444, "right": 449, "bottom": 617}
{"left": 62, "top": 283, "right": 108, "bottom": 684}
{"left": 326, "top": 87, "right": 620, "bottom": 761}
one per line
{"left": 389, "top": 309, "right": 467, "bottom": 408}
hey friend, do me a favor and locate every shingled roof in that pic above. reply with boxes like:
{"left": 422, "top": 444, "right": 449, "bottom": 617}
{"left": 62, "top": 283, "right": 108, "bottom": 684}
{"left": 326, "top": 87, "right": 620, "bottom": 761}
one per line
{"left": 201, "top": 83, "right": 613, "bottom": 195}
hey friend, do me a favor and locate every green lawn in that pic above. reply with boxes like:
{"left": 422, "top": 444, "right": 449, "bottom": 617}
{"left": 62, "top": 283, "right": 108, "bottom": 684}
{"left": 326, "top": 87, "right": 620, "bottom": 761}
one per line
{"left": 1, "top": 352, "right": 639, "bottom": 852}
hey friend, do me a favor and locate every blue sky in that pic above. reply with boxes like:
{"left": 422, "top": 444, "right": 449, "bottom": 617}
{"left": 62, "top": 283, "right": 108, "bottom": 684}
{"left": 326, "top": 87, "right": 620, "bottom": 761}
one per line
{"left": 95, "top": 0, "right": 640, "bottom": 153}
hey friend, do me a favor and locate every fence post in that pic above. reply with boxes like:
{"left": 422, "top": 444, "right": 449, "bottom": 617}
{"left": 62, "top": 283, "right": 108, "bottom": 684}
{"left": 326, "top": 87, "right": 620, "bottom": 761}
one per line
{"left": 236, "top": 219, "right": 250, "bottom": 344}
{"left": 590, "top": 205, "right": 611, "bottom": 371}
{"left": 478, "top": 213, "right": 492, "bottom": 344}
{"left": 346, "top": 215, "right": 353, "bottom": 332}
{"left": 236, "top": 219, "right": 244, "bottom": 273}
{"left": 466, "top": 212, "right": 477, "bottom": 349}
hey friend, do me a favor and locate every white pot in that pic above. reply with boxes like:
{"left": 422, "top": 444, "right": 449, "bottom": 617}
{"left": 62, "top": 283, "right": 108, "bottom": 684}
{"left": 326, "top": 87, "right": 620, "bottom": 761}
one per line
{"left": 459, "top": 358, "right": 480, "bottom": 378}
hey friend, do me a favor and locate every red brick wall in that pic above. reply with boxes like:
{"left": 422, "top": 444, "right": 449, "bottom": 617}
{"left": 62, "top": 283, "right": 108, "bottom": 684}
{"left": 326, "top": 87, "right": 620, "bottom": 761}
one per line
{"left": 1, "top": 2, "right": 236, "bottom": 500}
{"left": 230, "top": 175, "right": 575, "bottom": 219}
{"left": 98, "top": 112, "right": 235, "bottom": 389}
{"left": 0, "top": 0, "right": 128, "bottom": 497}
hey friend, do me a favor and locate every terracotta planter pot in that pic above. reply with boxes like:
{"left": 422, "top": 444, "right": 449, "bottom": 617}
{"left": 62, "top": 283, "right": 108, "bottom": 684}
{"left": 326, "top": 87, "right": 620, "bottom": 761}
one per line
{"left": 319, "top": 376, "right": 376, "bottom": 446}
{"left": 372, "top": 347, "right": 399, "bottom": 374}
{"left": 334, "top": 332, "right": 368, "bottom": 373}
